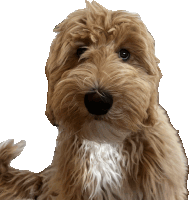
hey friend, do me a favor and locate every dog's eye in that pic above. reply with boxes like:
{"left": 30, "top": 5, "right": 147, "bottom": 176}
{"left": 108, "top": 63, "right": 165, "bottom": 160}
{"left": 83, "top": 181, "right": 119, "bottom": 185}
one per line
{"left": 119, "top": 49, "right": 130, "bottom": 61}
{"left": 77, "top": 47, "right": 87, "bottom": 57}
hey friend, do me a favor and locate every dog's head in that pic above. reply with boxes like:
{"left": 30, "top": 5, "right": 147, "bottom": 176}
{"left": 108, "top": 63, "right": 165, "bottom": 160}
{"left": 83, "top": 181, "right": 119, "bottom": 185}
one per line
{"left": 45, "top": 1, "right": 161, "bottom": 142}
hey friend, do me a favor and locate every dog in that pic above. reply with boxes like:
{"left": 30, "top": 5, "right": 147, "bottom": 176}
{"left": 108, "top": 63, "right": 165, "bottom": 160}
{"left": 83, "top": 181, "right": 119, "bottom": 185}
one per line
{"left": 0, "top": 1, "right": 188, "bottom": 199}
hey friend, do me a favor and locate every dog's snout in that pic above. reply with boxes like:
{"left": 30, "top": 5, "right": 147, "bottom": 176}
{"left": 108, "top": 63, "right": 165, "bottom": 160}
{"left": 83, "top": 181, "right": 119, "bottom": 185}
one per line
{"left": 84, "top": 90, "right": 113, "bottom": 115}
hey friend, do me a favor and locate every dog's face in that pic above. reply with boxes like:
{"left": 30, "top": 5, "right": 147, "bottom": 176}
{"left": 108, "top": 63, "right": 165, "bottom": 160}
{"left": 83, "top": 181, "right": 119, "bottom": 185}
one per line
{"left": 45, "top": 1, "right": 161, "bottom": 142}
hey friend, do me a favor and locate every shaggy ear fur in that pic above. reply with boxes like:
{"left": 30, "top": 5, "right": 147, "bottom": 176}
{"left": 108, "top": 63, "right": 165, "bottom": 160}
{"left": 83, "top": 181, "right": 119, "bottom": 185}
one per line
{"left": 45, "top": 20, "right": 68, "bottom": 126}
{"left": 45, "top": 33, "right": 61, "bottom": 126}
{"left": 144, "top": 54, "right": 162, "bottom": 127}
{"left": 45, "top": 59, "right": 56, "bottom": 126}
{"left": 45, "top": 56, "right": 57, "bottom": 126}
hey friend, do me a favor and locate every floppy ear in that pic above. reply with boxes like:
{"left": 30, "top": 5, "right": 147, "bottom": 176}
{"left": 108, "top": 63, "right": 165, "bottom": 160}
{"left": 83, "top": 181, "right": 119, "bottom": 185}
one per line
{"left": 144, "top": 58, "right": 162, "bottom": 127}
{"left": 45, "top": 21, "right": 67, "bottom": 126}
{"left": 45, "top": 57, "right": 57, "bottom": 126}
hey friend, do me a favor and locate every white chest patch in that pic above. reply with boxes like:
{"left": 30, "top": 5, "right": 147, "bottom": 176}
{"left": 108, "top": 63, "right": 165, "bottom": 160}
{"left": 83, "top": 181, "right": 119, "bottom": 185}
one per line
{"left": 82, "top": 140, "right": 124, "bottom": 200}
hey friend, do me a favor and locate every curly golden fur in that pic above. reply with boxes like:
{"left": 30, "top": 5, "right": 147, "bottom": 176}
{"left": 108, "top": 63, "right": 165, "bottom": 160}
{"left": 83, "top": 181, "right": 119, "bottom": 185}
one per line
{"left": 0, "top": 1, "right": 188, "bottom": 199}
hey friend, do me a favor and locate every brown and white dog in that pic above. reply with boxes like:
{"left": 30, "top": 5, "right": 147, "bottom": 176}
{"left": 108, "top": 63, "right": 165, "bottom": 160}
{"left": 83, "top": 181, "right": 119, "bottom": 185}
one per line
{"left": 0, "top": 1, "right": 188, "bottom": 199}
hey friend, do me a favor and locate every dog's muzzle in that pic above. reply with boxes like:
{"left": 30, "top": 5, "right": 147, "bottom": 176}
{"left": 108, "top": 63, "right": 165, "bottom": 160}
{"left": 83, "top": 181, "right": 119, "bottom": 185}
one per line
{"left": 84, "top": 89, "right": 113, "bottom": 115}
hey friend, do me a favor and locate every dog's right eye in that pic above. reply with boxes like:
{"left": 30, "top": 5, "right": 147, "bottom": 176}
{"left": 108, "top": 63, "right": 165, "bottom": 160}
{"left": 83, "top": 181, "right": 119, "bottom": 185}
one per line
{"left": 77, "top": 48, "right": 87, "bottom": 57}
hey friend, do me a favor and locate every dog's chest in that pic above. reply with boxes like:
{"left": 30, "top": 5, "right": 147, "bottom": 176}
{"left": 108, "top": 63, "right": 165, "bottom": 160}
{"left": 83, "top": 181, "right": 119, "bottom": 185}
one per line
{"left": 82, "top": 140, "right": 124, "bottom": 200}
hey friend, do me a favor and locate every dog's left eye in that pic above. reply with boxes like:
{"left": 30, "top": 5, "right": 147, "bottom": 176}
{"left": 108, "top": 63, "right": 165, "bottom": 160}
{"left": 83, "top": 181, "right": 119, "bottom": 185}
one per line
{"left": 119, "top": 49, "right": 130, "bottom": 61}
{"left": 77, "top": 47, "right": 87, "bottom": 57}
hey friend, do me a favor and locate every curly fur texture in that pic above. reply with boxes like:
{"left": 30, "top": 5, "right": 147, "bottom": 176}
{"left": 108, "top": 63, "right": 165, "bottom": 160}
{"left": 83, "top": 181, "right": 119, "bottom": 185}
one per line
{"left": 0, "top": 1, "right": 188, "bottom": 200}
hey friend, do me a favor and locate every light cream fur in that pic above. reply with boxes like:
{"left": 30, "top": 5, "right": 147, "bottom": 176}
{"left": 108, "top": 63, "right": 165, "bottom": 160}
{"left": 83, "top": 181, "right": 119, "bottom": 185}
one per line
{"left": 0, "top": 1, "right": 188, "bottom": 199}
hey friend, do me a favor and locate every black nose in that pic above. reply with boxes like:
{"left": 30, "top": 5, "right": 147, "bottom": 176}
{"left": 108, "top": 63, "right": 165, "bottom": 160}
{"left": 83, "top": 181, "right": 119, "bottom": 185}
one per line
{"left": 84, "top": 89, "right": 113, "bottom": 115}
